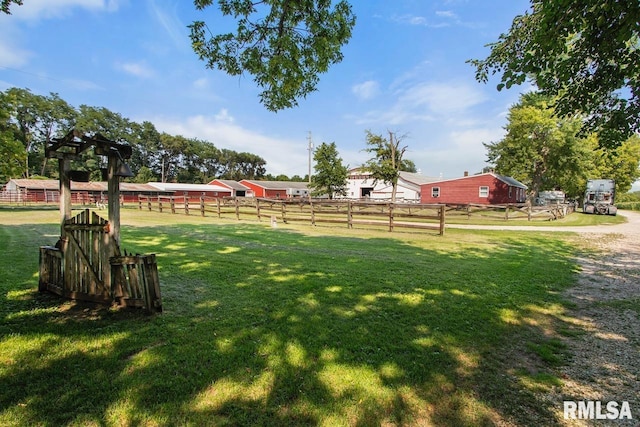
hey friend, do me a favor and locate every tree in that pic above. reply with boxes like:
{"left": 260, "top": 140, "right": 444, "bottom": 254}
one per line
{"left": 362, "top": 130, "right": 408, "bottom": 202}
{"left": 2, "top": 88, "right": 76, "bottom": 178}
{"left": 309, "top": 141, "right": 347, "bottom": 199}
{"left": 485, "top": 92, "right": 640, "bottom": 200}
{"left": 0, "top": 91, "right": 24, "bottom": 181}
{"left": 189, "top": 0, "right": 356, "bottom": 111}
{"left": 591, "top": 135, "right": 640, "bottom": 194}
{"left": 400, "top": 159, "right": 417, "bottom": 173}
{"left": 469, "top": 0, "right": 640, "bottom": 147}
{"left": 1, "top": 0, "right": 21, "bottom": 14}
{"left": 485, "top": 93, "right": 593, "bottom": 200}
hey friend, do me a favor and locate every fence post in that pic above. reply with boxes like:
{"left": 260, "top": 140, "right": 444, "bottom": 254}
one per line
{"left": 171, "top": 197, "right": 175, "bottom": 214}
{"left": 256, "top": 198, "right": 261, "bottom": 221}
{"left": 217, "top": 198, "right": 221, "bottom": 218}
{"left": 527, "top": 202, "right": 532, "bottom": 221}
{"left": 281, "top": 202, "right": 287, "bottom": 223}
{"left": 185, "top": 196, "right": 190, "bottom": 215}
{"left": 347, "top": 201, "right": 353, "bottom": 228}
{"left": 310, "top": 201, "right": 315, "bottom": 226}
{"left": 388, "top": 203, "right": 394, "bottom": 232}
{"left": 138, "top": 195, "right": 142, "bottom": 210}
{"left": 439, "top": 205, "right": 446, "bottom": 236}
{"left": 235, "top": 198, "right": 240, "bottom": 220}
{"left": 148, "top": 196, "right": 152, "bottom": 211}
{"left": 159, "top": 197, "right": 163, "bottom": 213}
{"left": 504, "top": 205, "right": 509, "bottom": 221}
{"left": 200, "top": 196, "right": 205, "bottom": 216}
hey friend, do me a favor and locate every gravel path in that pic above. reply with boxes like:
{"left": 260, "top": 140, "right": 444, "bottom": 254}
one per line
{"left": 549, "top": 211, "right": 640, "bottom": 426}
{"left": 455, "top": 212, "right": 640, "bottom": 425}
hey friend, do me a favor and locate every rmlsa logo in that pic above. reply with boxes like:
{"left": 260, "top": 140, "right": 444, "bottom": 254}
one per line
{"left": 564, "top": 401, "right": 633, "bottom": 420}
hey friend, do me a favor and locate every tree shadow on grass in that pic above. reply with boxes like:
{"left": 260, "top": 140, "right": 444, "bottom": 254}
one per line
{"left": 0, "top": 222, "right": 580, "bottom": 426}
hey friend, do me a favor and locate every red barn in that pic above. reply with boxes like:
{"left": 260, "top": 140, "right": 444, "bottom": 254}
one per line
{"left": 147, "top": 182, "right": 232, "bottom": 198}
{"left": 239, "top": 180, "right": 310, "bottom": 198}
{"left": 208, "top": 179, "right": 252, "bottom": 197}
{"left": 420, "top": 172, "right": 527, "bottom": 205}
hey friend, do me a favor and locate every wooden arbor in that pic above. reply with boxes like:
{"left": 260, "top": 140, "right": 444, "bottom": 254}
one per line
{"left": 38, "top": 129, "right": 162, "bottom": 312}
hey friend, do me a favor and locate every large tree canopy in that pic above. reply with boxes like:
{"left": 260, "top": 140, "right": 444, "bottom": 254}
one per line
{"left": 486, "top": 92, "right": 640, "bottom": 199}
{"left": 190, "top": 0, "right": 356, "bottom": 112}
{"left": 469, "top": 0, "right": 640, "bottom": 147}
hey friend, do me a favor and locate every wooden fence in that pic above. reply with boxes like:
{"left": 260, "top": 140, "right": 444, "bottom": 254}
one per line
{"left": 39, "top": 209, "right": 162, "bottom": 312}
{"left": 138, "top": 195, "right": 446, "bottom": 235}
{"left": 443, "top": 203, "right": 575, "bottom": 221}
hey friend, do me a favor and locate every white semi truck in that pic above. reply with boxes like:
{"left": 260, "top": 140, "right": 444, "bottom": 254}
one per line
{"left": 583, "top": 179, "right": 617, "bottom": 215}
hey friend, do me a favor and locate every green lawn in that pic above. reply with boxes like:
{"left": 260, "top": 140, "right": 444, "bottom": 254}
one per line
{"left": 0, "top": 208, "right": 590, "bottom": 426}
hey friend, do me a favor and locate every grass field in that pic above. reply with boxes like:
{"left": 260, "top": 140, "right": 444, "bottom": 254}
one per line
{"left": 0, "top": 207, "right": 604, "bottom": 426}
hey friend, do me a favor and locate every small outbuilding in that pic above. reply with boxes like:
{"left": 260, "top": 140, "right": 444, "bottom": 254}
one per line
{"left": 239, "top": 180, "right": 310, "bottom": 198}
{"left": 346, "top": 168, "right": 439, "bottom": 201}
{"left": 208, "top": 179, "right": 252, "bottom": 197}
{"left": 420, "top": 172, "right": 527, "bottom": 205}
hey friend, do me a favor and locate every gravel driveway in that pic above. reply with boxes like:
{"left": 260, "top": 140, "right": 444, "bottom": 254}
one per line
{"left": 549, "top": 211, "right": 639, "bottom": 426}
{"left": 455, "top": 211, "right": 640, "bottom": 425}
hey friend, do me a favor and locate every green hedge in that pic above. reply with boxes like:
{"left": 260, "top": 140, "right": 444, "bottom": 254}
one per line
{"left": 616, "top": 202, "right": 640, "bottom": 211}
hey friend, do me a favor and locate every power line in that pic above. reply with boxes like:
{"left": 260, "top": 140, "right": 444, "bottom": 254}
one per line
{"left": 0, "top": 65, "right": 65, "bottom": 83}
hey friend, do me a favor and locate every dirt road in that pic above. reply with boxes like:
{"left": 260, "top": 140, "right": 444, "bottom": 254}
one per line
{"left": 551, "top": 211, "right": 639, "bottom": 426}
{"left": 478, "top": 211, "right": 639, "bottom": 425}
{"left": 451, "top": 211, "right": 640, "bottom": 425}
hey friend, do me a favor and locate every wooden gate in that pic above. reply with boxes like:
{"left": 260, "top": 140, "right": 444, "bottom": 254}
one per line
{"left": 39, "top": 209, "right": 162, "bottom": 312}
{"left": 39, "top": 209, "right": 112, "bottom": 303}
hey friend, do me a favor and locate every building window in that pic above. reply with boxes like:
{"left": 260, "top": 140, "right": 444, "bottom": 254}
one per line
{"left": 431, "top": 187, "right": 440, "bottom": 198}
{"left": 479, "top": 186, "right": 489, "bottom": 198}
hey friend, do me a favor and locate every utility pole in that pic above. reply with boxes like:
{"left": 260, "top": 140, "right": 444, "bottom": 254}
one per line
{"left": 307, "top": 131, "right": 313, "bottom": 183}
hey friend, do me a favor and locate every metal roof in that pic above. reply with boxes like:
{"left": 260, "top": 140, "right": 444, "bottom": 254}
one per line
{"left": 208, "top": 179, "right": 251, "bottom": 190}
{"left": 147, "top": 182, "right": 230, "bottom": 192}
{"left": 7, "top": 179, "right": 171, "bottom": 193}
{"left": 241, "top": 180, "right": 310, "bottom": 190}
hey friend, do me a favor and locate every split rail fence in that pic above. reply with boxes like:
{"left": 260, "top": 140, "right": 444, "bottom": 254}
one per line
{"left": 138, "top": 195, "right": 576, "bottom": 229}
{"left": 138, "top": 195, "right": 446, "bottom": 235}
{"left": 443, "top": 202, "right": 575, "bottom": 221}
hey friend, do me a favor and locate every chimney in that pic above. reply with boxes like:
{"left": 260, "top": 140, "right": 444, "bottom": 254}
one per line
{"left": 463, "top": 171, "right": 469, "bottom": 177}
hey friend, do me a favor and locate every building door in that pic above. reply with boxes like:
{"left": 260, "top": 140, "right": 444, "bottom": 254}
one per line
{"left": 361, "top": 188, "right": 373, "bottom": 198}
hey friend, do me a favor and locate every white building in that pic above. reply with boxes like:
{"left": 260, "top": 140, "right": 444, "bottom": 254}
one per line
{"left": 345, "top": 168, "right": 439, "bottom": 202}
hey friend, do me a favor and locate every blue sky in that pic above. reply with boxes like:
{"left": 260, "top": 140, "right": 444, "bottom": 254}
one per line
{"left": 1, "top": 0, "right": 535, "bottom": 180}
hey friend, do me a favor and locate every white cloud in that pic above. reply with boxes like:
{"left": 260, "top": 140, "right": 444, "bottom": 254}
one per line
{"left": 351, "top": 80, "right": 380, "bottom": 101}
{"left": 0, "top": 41, "right": 31, "bottom": 68}
{"left": 147, "top": 0, "right": 187, "bottom": 49}
{"left": 116, "top": 61, "right": 155, "bottom": 78}
{"left": 147, "top": 112, "right": 308, "bottom": 176}
{"left": 352, "top": 81, "right": 486, "bottom": 127}
{"left": 435, "top": 10, "right": 457, "bottom": 19}
{"left": 214, "top": 109, "right": 234, "bottom": 123}
{"left": 397, "top": 82, "right": 487, "bottom": 114}
{"left": 9, "top": 0, "right": 121, "bottom": 21}
{"left": 392, "top": 14, "right": 448, "bottom": 28}
{"left": 412, "top": 126, "right": 504, "bottom": 178}
{"left": 193, "top": 77, "right": 209, "bottom": 90}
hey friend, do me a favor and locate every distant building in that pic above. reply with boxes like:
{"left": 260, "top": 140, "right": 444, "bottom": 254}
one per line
{"left": 239, "top": 180, "right": 310, "bottom": 198}
{"left": 420, "top": 172, "right": 527, "bottom": 204}
{"left": 2, "top": 179, "right": 171, "bottom": 203}
{"left": 207, "top": 179, "right": 252, "bottom": 197}
{"left": 345, "top": 168, "right": 438, "bottom": 201}
{"left": 146, "top": 182, "right": 231, "bottom": 198}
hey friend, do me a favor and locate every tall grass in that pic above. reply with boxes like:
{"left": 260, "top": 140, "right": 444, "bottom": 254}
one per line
{"left": 0, "top": 208, "right": 585, "bottom": 426}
